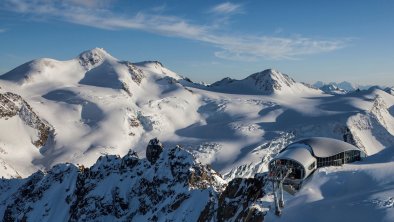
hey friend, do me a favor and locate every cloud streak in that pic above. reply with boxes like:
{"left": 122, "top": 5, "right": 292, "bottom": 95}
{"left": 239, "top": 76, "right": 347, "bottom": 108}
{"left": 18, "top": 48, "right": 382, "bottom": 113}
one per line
{"left": 209, "top": 2, "right": 242, "bottom": 14}
{"left": 1, "top": 0, "right": 349, "bottom": 61}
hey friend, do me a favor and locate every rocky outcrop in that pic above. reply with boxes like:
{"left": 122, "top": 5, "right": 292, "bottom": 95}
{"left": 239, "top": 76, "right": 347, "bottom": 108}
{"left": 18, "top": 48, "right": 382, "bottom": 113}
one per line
{"left": 0, "top": 141, "right": 266, "bottom": 221}
{"left": 121, "top": 61, "right": 144, "bottom": 85}
{"left": 120, "top": 61, "right": 145, "bottom": 97}
{"left": 0, "top": 92, "right": 52, "bottom": 147}
{"left": 370, "top": 95, "right": 389, "bottom": 128}
{"left": 217, "top": 176, "right": 265, "bottom": 222}
{"left": 146, "top": 138, "right": 164, "bottom": 164}
{"left": 78, "top": 48, "right": 107, "bottom": 70}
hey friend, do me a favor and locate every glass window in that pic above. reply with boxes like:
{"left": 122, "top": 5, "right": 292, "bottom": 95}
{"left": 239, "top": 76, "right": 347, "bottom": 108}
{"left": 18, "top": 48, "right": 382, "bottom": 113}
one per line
{"left": 308, "top": 162, "right": 315, "bottom": 170}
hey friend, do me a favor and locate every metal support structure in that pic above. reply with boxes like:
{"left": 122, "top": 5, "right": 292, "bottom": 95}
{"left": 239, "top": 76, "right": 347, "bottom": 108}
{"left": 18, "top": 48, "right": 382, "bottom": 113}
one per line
{"left": 268, "top": 163, "right": 291, "bottom": 216}
{"left": 279, "top": 181, "right": 284, "bottom": 208}
{"left": 272, "top": 180, "right": 280, "bottom": 215}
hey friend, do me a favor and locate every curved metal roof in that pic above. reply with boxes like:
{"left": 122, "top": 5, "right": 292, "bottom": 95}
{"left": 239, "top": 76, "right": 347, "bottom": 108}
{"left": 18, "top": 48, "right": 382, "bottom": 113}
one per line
{"left": 274, "top": 146, "right": 316, "bottom": 168}
{"left": 295, "top": 137, "right": 363, "bottom": 158}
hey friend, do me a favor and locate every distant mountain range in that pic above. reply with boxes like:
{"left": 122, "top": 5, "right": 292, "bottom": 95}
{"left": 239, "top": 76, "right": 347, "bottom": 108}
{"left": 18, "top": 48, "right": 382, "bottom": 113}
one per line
{"left": 312, "top": 80, "right": 389, "bottom": 95}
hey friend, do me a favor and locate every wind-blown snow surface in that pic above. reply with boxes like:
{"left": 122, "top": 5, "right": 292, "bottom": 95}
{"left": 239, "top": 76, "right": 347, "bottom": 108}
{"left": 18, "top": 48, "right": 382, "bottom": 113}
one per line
{"left": 265, "top": 146, "right": 394, "bottom": 222}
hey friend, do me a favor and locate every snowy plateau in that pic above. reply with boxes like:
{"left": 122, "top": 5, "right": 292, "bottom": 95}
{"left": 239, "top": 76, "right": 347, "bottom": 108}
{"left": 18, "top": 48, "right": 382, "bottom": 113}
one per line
{"left": 0, "top": 48, "right": 394, "bottom": 221}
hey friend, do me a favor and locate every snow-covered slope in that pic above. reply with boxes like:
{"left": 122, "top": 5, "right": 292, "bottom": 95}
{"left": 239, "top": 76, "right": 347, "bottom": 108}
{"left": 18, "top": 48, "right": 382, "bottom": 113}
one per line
{"left": 0, "top": 91, "right": 52, "bottom": 177}
{"left": 264, "top": 146, "right": 394, "bottom": 222}
{"left": 0, "top": 48, "right": 199, "bottom": 178}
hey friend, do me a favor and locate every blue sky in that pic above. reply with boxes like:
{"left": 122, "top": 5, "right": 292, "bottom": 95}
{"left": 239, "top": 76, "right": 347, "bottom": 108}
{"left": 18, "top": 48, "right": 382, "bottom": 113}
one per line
{"left": 0, "top": 0, "right": 393, "bottom": 85}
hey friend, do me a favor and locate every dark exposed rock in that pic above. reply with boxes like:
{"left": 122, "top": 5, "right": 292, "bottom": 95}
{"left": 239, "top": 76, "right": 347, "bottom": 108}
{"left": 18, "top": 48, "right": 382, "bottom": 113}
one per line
{"left": 78, "top": 48, "right": 106, "bottom": 70}
{"left": 217, "top": 177, "right": 265, "bottom": 222}
{"left": 128, "top": 116, "right": 140, "bottom": 127}
{"left": 121, "top": 61, "right": 145, "bottom": 85}
{"left": 146, "top": 138, "right": 163, "bottom": 164}
{"left": 0, "top": 141, "right": 266, "bottom": 221}
{"left": 0, "top": 92, "right": 53, "bottom": 148}
{"left": 119, "top": 61, "right": 145, "bottom": 97}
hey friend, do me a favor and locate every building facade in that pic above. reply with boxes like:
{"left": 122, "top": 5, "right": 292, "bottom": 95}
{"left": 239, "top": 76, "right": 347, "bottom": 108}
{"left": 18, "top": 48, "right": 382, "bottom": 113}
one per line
{"left": 269, "top": 137, "right": 366, "bottom": 189}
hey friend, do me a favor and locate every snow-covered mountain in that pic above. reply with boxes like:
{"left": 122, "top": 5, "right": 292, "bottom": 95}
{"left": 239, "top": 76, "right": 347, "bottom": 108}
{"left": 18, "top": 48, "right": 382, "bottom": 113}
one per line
{"left": 319, "top": 83, "right": 348, "bottom": 95}
{"left": 313, "top": 81, "right": 374, "bottom": 92}
{"left": 0, "top": 48, "right": 199, "bottom": 178}
{"left": 0, "top": 48, "right": 394, "bottom": 221}
{"left": 210, "top": 69, "right": 319, "bottom": 95}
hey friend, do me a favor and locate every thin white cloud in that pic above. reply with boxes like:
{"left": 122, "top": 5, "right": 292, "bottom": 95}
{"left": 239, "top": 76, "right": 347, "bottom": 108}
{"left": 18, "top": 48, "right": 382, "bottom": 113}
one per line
{"left": 1, "top": 0, "right": 349, "bottom": 61}
{"left": 67, "top": 0, "right": 114, "bottom": 8}
{"left": 209, "top": 2, "right": 242, "bottom": 14}
{"left": 0, "top": 28, "right": 6, "bottom": 33}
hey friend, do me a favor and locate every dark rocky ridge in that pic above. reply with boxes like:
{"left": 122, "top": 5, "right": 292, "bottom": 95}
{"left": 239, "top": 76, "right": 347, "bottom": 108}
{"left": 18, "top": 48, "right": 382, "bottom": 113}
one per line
{"left": 0, "top": 140, "right": 266, "bottom": 221}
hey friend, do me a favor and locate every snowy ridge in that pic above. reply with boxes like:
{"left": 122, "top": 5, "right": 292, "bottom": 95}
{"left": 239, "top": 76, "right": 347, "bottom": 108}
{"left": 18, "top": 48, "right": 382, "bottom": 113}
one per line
{"left": 0, "top": 142, "right": 265, "bottom": 222}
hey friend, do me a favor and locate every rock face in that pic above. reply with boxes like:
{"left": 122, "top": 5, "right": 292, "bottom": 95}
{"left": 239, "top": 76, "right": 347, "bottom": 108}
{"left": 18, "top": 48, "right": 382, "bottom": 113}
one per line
{"left": 0, "top": 141, "right": 266, "bottom": 221}
{"left": 78, "top": 48, "right": 107, "bottom": 70}
{"left": 217, "top": 176, "right": 265, "bottom": 222}
{"left": 0, "top": 92, "right": 52, "bottom": 147}
{"left": 146, "top": 138, "right": 164, "bottom": 164}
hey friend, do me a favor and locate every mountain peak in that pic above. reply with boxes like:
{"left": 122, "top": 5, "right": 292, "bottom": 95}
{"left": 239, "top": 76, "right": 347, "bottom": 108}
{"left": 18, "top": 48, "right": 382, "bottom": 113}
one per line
{"left": 78, "top": 48, "right": 110, "bottom": 57}
{"left": 319, "top": 83, "right": 347, "bottom": 95}
{"left": 78, "top": 48, "right": 114, "bottom": 70}
{"left": 209, "top": 68, "right": 317, "bottom": 95}
{"left": 245, "top": 69, "right": 296, "bottom": 94}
